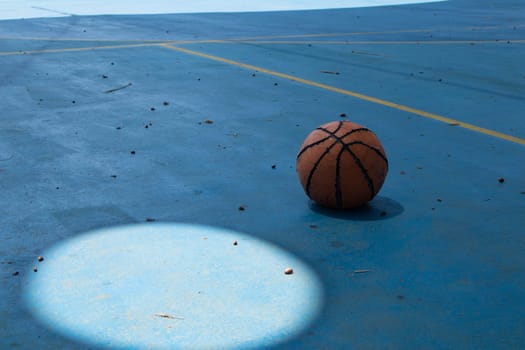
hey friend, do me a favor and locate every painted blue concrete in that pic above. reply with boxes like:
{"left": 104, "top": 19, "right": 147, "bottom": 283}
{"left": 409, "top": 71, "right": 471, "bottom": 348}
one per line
{"left": 1, "top": 1, "right": 525, "bottom": 349}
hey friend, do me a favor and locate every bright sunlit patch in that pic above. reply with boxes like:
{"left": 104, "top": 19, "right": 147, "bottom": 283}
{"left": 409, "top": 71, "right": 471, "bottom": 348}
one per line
{"left": 24, "top": 223, "right": 323, "bottom": 349}
{"left": 2, "top": 1, "right": 446, "bottom": 20}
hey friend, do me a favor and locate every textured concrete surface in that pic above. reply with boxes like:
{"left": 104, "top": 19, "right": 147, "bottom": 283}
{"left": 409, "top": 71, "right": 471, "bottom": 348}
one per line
{"left": 1, "top": 0, "right": 524, "bottom": 349}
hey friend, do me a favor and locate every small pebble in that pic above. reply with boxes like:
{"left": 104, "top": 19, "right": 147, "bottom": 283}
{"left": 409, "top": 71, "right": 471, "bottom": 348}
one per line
{"left": 498, "top": 177, "right": 505, "bottom": 183}
{"left": 340, "top": 113, "right": 347, "bottom": 117}
{"left": 12, "top": 271, "right": 19, "bottom": 276}
{"left": 204, "top": 119, "right": 214, "bottom": 124}
{"left": 150, "top": 107, "right": 156, "bottom": 111}
{"left": 33, "top": 266, "right": 38, "bottom": 272}
{"left": 130, "top": 150, "right": 136, "bottom": 155}
{"left": 38, "top": 256, "right": 44, "bottom": 262}
{"left": 238, "top": 205, "right": 246, "bottom": 211}
{"left": 309, "top": 224, "right": 318, "bottom": 229}
{"left": 233, "top": 240, "right": 238, "bottom": 246}
{"left": 284, "top": 267, "right": 294, "bottom": 275}
{"left": 146, "top": 218, "right": 156, "bottom": 222}
{"left": 271, "top": 164, "right": 276, "bottom": 169}
{"left": 163, "top": 101, "right": 169, "bottom": 106}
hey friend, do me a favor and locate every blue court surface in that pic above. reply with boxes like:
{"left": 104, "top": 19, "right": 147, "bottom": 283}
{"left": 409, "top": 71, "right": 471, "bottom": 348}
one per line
{"left": 1, "top": 1, "right": 524, "bottom": 349}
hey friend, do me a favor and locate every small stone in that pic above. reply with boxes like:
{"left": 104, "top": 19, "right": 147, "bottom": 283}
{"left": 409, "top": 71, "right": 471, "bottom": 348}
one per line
{"left": 204, "top": 119, "right": 214, "bottom": 124}
{"left": 163, "top": 101, "right": 169, "bottom": 106}
{"left": 233, "top": 240, "right": 238, "bottom": 246}
{"left": 12, "top": 271, "right": 19, "bottom": 276}
{"left": 150, "top": 107, "right": 156, "bottom": 111}
{"left": 144, "top": 124, "right": 149, "bottom": 129}
{"left": 146, "top": 218, "right": 156, "bottom": 222}
{"left": 309, "top": 224, "right": 318, "bottom": 229}
{"left": 340, "top": 113, "right": 347, "bottom": 117}
{"left": 38, "top": 256, "right": 44, "bottom": 262}
{"left": 271, "top": 164, "right": 276, "bottom": 169}
{"left": 238, "top": 205, "right": 246, "bottom": 211}
{"left": 284, "top": 267, "right": 294, "bottom": 275}
{"left": 33, "top": 266, "right": 38, "bottom": 272}
{"left": 130, "top": 150, "right": 136, "bottom": 155}
{"left": 102, "top": 75, "right": 108, "bottom": 79}
{"left": 110, "top": 175, "right": 117, "bottom": 178}
{"left": 498, "top": 177, "right": 505, "bottom": 183}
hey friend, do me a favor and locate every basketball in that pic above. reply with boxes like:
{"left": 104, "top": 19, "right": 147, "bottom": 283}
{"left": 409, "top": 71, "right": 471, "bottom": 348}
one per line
{"left": 296, "top": 120, "right": 388, "bottom": 209}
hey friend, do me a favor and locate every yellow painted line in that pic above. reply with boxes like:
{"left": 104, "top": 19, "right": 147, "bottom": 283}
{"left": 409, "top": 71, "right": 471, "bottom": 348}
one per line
{"left": 0, "top": 42, "right": 164, "bottom": 56}
{"left": 190, "top": 39, "right": 525, "bottom": 45}
{"left": 0, "top": 36, "right": 169, "bottom": 43}
{"left": 162, "top": 44, "right": 525, "bottom": 146}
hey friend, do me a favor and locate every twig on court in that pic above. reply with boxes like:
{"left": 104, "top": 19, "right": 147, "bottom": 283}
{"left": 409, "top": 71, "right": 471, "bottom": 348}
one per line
{"left": 154, "top": 313, "right": 184, "bottom": 320}
{"left": 104, "top": 82, "right": 132, "bottom": 93}
{"left": 320, "top": 70, "right": 340, "bottom": 75}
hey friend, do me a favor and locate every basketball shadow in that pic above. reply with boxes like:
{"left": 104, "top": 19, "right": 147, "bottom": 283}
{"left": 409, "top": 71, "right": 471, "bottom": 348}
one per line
{"left": 308, "top": 196, "right": 404, "bottom": 221}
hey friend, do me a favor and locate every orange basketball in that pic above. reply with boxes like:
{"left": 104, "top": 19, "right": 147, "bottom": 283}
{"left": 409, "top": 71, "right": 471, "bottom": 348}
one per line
{"left": 296, "top": 120, "right": 388, "bottom": 209}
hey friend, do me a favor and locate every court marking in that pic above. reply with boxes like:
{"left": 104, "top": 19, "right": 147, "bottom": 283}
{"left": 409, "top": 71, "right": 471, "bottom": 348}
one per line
{"left": 0, "top": 42, "right": 165, "bottom": 56}
{"left": 0, "top": 37, "right": 522, "bottom": 145}
{"left": 2, "top": 36, "right": 524, "bottom": 57}
{"left": 161, "top": 44, "right": 525, "bottom": 146}
{"left": 186, "top": 40, "right": 525, "bottom": 45}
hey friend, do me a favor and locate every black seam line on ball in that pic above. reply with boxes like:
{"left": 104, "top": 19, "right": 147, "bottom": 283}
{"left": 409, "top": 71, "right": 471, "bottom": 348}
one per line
{"left": 297, "top": 122, "right": 344, "bottom": 160}
{"left": 297, "top": 135, "right": 333, "bottom": 160}
{"left": 335, "top": 146, "right": 346, "bottom": 208}
{"left": 342, "top": 143, "right": 375, "bottom": 200}
{"left": 347, "top": 141, "right": 388, "bottom": 165}
{"left": 317, "top": 127, "right": 375, "bottom": 199}
{"left": 305, "top": 137, "right": 340, "bottom": 197}
{"left": 317, "top": 126, "right": 371, "bottom": 142}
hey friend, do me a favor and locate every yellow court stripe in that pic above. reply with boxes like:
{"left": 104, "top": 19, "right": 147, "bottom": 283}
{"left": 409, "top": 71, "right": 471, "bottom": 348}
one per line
{"left": 199, "top": 39, "right": 525, "bottom": 45}
{"left": 0, "top": 36, "right": 169, "bottom": 43}
{"left": 0, "top": 42, "right": 177, "bottom": 56}
{"left": 162, "top": 44, "right": 525, "bottom": 146}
